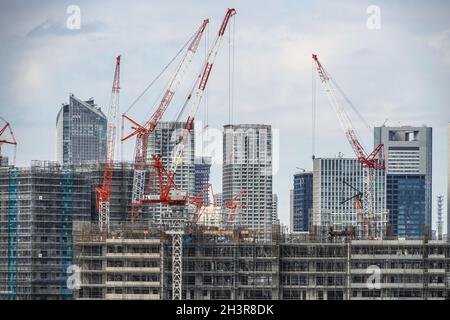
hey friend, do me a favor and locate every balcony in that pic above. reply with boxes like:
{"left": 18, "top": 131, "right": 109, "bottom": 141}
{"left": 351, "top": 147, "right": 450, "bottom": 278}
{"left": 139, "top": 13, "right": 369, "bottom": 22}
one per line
{"left": 105, "top": 293, "right": 160, "bottom": 300}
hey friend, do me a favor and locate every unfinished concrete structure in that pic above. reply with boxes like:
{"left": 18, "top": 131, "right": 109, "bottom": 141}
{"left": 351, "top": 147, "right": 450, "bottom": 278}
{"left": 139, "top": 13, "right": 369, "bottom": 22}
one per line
{"left": 73, "top": 224, "right": 162, "bottom": 300}
{"left": 74, "top": 225, "right": 450, "bottom": 300}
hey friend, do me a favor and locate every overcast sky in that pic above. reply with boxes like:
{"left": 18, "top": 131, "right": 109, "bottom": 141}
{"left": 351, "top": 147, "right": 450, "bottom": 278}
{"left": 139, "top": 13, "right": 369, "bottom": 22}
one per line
{"left": 0, "top": 0, "right": 449, "bottom": 229}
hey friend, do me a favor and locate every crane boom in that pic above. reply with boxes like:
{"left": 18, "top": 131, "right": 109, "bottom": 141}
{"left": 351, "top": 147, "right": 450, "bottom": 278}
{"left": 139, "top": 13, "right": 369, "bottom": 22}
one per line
{"left": 122, "top": 19, "right": 209, "bottom": 223}
{"left": 312, "top": 54, "right": 385, "bottom": 239}
{"left": 141, "top": 8, "right": 237, "bottom": 205}
{"left": 96, "top": 55, "right": 121, "bottom": 232}
{"left": 169, "top": 8, "right": 236, "bottom": 176}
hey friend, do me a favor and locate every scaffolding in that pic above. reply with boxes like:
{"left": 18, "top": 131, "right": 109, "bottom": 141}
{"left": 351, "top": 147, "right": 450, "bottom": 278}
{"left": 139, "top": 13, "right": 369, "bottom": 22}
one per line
{"left": 0, "top": 162, "right": 91, "bottom": 300}
{"left": 61, "top": 168, "right": 73, "bottom": 299}
{"left": 7, "top": 167, "right": 17, "bottom": 300}
{"left": 73, "top": 224, "right": 449, "bottom": 300}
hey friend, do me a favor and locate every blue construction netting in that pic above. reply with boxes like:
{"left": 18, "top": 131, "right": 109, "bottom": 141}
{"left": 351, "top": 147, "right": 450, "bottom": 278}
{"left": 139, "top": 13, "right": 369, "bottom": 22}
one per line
{"left": 61, "top": 168, "right": 73, "bottom": 299}
{"left": 7, "top": 168, "right": 18, "bottom": 300}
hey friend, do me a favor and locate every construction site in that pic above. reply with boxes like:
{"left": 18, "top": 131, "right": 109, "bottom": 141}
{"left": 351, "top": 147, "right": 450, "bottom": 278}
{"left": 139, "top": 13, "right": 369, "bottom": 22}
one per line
{"left": 73, "top": 223, "right": 449, "bottom": 300}
{"left": 0, "top": 7, "right": 449, "bottom": 301}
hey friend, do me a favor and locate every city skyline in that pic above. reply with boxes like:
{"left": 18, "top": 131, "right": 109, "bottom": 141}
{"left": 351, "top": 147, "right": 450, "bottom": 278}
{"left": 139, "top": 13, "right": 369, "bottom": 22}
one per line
{"left": 0, "top": 0, "right": 448, "bottom": 230}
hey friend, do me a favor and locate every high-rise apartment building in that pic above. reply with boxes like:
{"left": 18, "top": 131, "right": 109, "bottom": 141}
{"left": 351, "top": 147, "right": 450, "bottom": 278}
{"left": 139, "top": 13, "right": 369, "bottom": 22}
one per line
{"left": 223, "top": 124, "right": 273, "bottom": 242}
{"left": 194, "top": 156, "right": 212, "bottom": 204}
{"left": 146, "top": 121, "right": 195, "bottom": 220}
{"left": 312, "top": 158, "right": 386, "bottom": 238}
{"left": 0, "top": 161, "right": 91, "bottom": 300}
{"left": 374, "top": 126, "right": 432, "bottom": 238}
{"left": 56, "top": 94, "right": 107, "bottom": 166}
{"left": 291, "top": 171, "right": 313, "bottom": 233}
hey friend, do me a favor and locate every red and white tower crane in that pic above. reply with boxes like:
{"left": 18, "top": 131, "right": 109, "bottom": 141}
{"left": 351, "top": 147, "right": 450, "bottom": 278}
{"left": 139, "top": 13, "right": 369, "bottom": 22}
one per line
{"left": 96, "top": 55, "right": 121, "bottom": 233}
{"left": 168, "top": 8, "right": 236, "bottom": 177}
{"left": 312, "top": 54, "right": 385, "bottom": 239}
{"left": 141, "top": 9, "right": 236, "bottom": 300}
{"left": 0, "top": 117, "right": 17, "bottom": 164}
{"left": 142, "top": 8, "right": 236, "bottom": 207}
{"left": 121, "top": 19, "right": 209, "bottom": 224}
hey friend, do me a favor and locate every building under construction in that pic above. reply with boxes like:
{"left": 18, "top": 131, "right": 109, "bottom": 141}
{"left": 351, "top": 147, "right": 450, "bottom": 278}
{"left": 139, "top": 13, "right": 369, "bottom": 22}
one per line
{"left": 74, "top": 223, "right": 450, "bottom": 300}
{"left": 0, "top": 161, "right": 91, "bottom": 300}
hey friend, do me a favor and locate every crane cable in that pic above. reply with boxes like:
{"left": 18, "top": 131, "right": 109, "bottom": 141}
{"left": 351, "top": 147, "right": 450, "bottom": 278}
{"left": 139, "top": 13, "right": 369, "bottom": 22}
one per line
{"left": 228, "top": 15, "right": 236, "bottom": 125}
{"left": 312, "top": 59, "right": 316, "bottom": 160}
{"left": 122, "top": 30, "right": 198, "bottom": 116}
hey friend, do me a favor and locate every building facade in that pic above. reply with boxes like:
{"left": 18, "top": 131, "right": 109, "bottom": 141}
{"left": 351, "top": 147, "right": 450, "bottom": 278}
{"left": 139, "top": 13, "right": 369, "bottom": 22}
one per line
{"left": 73, "top": 225, "right": 162, "bottom": 300}
{"left": 0, "top": 161, "right": 91, "bottom": 300}
{"left": 312, "top": 158, "right": 387, "bottom": 239}
{"left": 223, "top": 124, "right": 273, "bottom": 242}
{"left": 272, "top": 194, "right": 279, "bottom": 224}
{"left": 194, "top": 156, "right": 212, "bottom": 204}
{"left": 291, "top": 172, "right": 313, "bottom": 233}
{"left": 374, "top": 126, "right": 432, "bottom": 238}
{"left": 56, "top": 94, "right": 107, "bottom": 166}
{"left": 74, "top": 226, "right": 450, "bottom": 300}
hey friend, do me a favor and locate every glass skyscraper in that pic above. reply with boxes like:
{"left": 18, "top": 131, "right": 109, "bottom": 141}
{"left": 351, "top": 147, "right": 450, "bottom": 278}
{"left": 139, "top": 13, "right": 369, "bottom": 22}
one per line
{"left": 312, "top": 158, "right": 387, "bottom": 239}
{"left": 56, "top": 94, "right": 107, "bottom": 166}
{"left": 291, "top": 171, "right": 313, "bottom": 233}
{"left": 374, "top": 126, "right": 432, "bottom": 239}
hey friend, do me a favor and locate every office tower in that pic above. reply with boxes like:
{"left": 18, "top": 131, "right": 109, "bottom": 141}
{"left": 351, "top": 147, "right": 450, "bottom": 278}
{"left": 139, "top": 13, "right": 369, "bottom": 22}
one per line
{"left": 0, "top": 161, "right": 91, "bottom": 300}
{"left": 312, "top": 158, "right": 386, "bottom": 239}
{"left": 223, "top": 124, "right": 273, "bottom": 242}
{"left": 194, "top": 156, "right": 212, "bottom": 204}
{"left": 56, "top": 94, "right": 107, "bottom": 166}
{"left": 272, "top": 194, "right": 279, "bottom": 224}
{"left": 291, "top": 171, "right": 313, "bottom": 233}
{"left": 146, "top": 121, "right": 195, "bottom": 220}
{"left": 375, "top": 126, "right": 432, "bottom": 238}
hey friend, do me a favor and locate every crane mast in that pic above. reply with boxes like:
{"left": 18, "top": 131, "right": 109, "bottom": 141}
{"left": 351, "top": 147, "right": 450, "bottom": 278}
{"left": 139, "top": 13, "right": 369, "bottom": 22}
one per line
{"left": 312, "top": 54, "right": 385, "bottom": 239}
{"left": 96, "top": 55, "right": 121, "bottom": 233}
{"left": 122, "top": 19, "right": 209, "bottom": 224}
